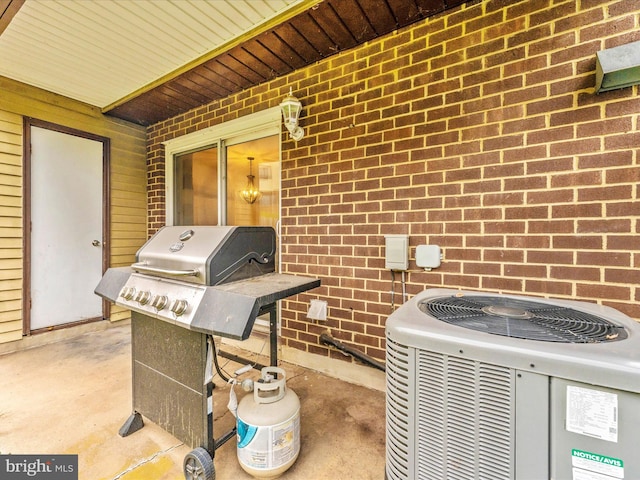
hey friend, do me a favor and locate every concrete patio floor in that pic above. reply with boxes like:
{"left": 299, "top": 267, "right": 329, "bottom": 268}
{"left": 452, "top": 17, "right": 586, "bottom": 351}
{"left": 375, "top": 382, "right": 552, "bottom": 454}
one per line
{"left": 0, "top": 323, "right": 386, "bottom": 480}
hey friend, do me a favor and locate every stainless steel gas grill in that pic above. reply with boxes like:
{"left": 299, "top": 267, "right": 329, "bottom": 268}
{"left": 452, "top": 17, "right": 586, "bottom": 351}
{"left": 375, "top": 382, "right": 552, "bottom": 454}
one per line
{"left": 95, "top": 226, "right": 320, "bottom": 480}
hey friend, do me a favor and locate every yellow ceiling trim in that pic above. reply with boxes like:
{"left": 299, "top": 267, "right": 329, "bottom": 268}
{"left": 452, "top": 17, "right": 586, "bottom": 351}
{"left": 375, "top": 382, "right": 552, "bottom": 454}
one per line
{"left": 102, "top": 0, "right": 323, "bottom": 114}
{"left": 0, "top": 0, "right": 25, "bottom": 36}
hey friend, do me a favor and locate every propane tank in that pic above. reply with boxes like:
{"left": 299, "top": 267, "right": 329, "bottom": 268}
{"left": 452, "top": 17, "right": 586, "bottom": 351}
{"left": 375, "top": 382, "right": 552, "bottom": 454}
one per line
{"left": 236, "top": 367, "right": 300, "bottom": 479}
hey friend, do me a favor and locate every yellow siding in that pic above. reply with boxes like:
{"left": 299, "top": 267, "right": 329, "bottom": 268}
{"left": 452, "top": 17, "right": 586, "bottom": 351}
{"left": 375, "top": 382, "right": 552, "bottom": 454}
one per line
{"left": 0, "top": 110, "right": 22, "bottom": 342}
{"left": 0, "top": 76, "right": 148, "bottom": 343}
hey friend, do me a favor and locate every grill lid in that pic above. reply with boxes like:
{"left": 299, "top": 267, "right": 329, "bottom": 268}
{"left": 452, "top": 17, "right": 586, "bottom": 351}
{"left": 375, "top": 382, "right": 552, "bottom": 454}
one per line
{"left": 133, "top": 226, "right": 276, "bottom": 285}
{"left": 419, "top": 295, "right": 628, "bottom": 343}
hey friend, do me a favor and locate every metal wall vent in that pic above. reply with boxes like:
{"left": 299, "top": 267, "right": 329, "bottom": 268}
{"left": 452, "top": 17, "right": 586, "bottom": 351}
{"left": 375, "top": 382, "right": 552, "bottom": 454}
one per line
{"left": 419, "top": 295, "right": 627, "bottom": 343}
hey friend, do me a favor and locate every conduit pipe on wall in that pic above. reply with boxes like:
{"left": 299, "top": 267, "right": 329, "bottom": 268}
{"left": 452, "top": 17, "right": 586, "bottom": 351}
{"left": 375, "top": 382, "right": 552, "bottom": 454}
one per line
{"left": 319, "top": 333, "right": 386, "bottom": 372}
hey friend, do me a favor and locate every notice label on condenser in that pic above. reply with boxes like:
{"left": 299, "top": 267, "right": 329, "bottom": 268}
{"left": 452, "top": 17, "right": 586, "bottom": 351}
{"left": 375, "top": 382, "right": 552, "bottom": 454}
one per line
{"left": 566, "top": 385, "right": 618, "bottom": 443}
{"left": 572, "top": 449, "right": 624, "bottom": 479}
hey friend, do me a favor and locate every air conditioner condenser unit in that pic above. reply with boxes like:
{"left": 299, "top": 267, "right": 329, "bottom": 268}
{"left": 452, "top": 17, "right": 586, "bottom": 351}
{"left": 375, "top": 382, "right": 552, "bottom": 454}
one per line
{"left": 385, "top": 288, "right": 640, "bottom": 480}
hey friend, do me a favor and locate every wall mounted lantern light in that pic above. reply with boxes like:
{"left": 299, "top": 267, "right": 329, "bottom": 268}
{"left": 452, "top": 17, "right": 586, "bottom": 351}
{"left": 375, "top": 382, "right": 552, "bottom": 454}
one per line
{"left": 595, "top": 40, "right": 640, "bottom": 93}
{"left": 240, "top": 157, "right": 261, "bottom": 204}
{"left": 279, "top": 87, "right": 304, "bottom": 141}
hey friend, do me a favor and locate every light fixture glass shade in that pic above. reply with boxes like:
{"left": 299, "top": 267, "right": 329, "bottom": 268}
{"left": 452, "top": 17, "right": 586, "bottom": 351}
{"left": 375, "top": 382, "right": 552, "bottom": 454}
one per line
{"left": 240, "top": 157, "right": 261, "bottom": 204}
{"left": 280, "top": 87, "right": 304, "bottom": 141}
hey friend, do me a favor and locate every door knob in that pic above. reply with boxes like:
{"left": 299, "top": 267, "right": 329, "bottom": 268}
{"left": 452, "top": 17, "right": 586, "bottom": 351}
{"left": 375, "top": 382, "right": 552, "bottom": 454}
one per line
{"left": 92, "top": 240, "right": 102, "bottom": 247}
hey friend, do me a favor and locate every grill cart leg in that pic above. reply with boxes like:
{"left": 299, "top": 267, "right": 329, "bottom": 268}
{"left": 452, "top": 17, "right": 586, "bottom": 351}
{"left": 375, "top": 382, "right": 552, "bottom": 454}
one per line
{"left": 118, "top": 411, "right": 144, "bottom": 437}
{"left": 268, "top": 303, "right": 278, "bottom": 366}
{"left": 185, "top": 300, "right": 293, "bottom": 477}
{"left": 183, "top": 447, "right": 215, "bottom": 480}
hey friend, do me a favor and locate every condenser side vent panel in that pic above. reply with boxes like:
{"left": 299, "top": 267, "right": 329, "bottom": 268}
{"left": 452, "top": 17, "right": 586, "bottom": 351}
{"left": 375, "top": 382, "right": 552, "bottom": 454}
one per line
{"left": 387, "top": 339, "right": 516, "bottom": 480}
{"left": 386, "top": 337, "right": 413, "bottom": 479}
{"left": 416, "top": 350, "right": 514, "bottom": 480}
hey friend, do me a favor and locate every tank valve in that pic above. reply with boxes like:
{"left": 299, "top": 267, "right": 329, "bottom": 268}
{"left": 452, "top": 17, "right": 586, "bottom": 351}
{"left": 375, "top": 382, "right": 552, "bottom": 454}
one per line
{"left": 241, "top": 378, "right": 254, "bottom": 392}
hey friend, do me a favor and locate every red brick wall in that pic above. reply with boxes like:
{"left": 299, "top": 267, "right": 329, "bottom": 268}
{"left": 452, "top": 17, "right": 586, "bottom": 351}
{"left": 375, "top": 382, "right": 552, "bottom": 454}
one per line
{"left": 147, "top": 0, "right": 640, "bottom": 364}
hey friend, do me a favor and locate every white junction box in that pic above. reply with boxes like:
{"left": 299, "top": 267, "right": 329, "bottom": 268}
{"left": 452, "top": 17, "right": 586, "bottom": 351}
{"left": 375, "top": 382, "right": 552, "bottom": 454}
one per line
{"left": 385, "top": 235, "right": 409, "bottom": 271}
{"left": 415, "top": 244, "right": 441, "bottom": 270}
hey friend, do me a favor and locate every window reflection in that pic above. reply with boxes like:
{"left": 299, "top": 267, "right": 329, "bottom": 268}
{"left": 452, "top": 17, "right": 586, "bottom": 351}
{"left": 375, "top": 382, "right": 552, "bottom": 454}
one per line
{"left": 226, "top": 136, "right": 279, "bottom": 229}
{"left": 174, "top": 146, "right": 218, "bottom": 226}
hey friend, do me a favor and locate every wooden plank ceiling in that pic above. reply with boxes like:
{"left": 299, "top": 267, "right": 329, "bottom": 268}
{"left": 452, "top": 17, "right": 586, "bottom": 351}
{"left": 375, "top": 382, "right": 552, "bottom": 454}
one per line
{"left": 105, "top": 0, "right": 467, "bottom": 126}
{"left": 1, "top": 0, "right": 468, "bottom": 127}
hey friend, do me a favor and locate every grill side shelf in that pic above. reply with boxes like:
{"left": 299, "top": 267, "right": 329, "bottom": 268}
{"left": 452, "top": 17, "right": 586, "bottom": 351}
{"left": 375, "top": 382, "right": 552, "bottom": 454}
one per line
{"left": 95, "top": 269, "right": 320, "bottom": 341}
{"left": 94, "top": 267, "right": 132, "bottom": 302}
{"left": 190, "top": 273, "right": 320, "bottom": 340}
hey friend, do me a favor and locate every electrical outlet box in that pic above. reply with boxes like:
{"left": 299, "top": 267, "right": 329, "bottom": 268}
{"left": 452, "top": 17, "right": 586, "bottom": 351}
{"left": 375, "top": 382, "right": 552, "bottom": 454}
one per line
{"left": 307, "top": 299, "right": 327, "bottom": 321}
{"left": 385, "top": 235, "right": 409, "bottom": 271}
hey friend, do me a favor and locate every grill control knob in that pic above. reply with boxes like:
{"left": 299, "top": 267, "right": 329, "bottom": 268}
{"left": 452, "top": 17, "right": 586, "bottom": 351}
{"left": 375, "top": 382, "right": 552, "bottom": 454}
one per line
{"left": 120, "top": 287, "right": 136, "bottom": 301}
{"left": 151, "top": 295, "right": 168, "bottom": 311}
{"left": 135, "top": 290, "right": 151, "bottom": 305}
{"left": 170, "top": 299, "right": 189, "bottom": 316}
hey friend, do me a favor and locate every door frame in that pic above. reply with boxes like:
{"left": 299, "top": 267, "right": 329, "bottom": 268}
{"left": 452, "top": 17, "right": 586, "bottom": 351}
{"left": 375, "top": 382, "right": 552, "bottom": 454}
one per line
{"left": 22, "top": 118, "right": 111, "bottom": 335}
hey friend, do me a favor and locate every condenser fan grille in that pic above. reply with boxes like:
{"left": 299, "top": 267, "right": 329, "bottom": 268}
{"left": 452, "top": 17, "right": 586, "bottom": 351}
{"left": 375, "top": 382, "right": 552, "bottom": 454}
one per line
{"left": 419, "top": 295, "right": 627, "bottom": 343}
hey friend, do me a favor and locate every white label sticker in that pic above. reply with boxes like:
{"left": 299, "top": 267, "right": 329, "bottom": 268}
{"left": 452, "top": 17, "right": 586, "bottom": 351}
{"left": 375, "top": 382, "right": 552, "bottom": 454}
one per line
{"left": 237, "top": 412, "right": 300, "bottom": 470}
{"left": 573, "top": 468, "right": 621, "bottom": 480}
{"left": 572, "top": 449, "right": 624, "bottom": 479}
{"left": 566, "top": 386, "right": 618, "bottom": 443}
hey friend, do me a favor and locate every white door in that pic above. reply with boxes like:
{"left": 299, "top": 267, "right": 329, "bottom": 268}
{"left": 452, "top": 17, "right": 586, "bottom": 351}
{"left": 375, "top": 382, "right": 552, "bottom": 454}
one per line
{"left": 29, "top": 126, "right": 104, "bottom": 331}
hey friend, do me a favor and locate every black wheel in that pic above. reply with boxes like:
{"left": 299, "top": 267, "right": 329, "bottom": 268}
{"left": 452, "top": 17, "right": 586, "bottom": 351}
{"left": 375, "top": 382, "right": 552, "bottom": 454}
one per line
{"left": 183, "top": 447, "right": 215, "bottom": 480}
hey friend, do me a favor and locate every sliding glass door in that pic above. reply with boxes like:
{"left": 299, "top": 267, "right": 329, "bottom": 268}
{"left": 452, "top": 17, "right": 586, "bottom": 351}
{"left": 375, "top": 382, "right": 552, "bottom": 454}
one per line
{"left": 172, "top": 134, "right": 279, "bottom": 229}
{"left": 166, "top": 108, "right": 281, "bottom": 341}
{"left": 225, "top": 135, "right": 279, "bottom": 229}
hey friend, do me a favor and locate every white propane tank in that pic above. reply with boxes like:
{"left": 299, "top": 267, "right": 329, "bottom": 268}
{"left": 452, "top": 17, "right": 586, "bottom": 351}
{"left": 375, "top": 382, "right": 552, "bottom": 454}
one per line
{"left": 236, "top": 367, "right": 300, "bottom": 479}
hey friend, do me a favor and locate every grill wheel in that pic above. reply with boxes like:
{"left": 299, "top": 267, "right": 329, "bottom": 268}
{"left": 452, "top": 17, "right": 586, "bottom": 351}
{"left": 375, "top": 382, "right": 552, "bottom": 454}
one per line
{"left": 183, "top": 447, "right": 215, "bottom": 480}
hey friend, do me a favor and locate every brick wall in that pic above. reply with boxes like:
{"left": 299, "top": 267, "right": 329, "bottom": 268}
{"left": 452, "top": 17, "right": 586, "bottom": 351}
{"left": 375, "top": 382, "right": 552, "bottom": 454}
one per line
{"left": 147, "top": 0, "right": 640, "bottom": 365}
